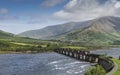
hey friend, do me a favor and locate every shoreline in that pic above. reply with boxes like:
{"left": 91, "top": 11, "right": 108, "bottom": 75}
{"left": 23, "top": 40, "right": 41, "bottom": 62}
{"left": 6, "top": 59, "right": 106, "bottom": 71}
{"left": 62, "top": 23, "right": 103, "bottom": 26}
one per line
{"left": 0, "top": 47, "right": 120, "bottom": 54}
{"left": 0, "top": 51, "right": 53, "bottom": 54}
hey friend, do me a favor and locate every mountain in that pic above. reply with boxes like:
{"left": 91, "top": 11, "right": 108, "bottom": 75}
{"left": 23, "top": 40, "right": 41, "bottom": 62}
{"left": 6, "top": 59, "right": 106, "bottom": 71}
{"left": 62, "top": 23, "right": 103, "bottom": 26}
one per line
{"left": 18, "top": 21, "right": 90, "bottom": 39}
{"left": 0, "top": 30, "right": 14, "bottom": 38}
{"left": 0, "top": 30, "right": 44, "bottom": 45}
{"left": 18, "top": 16, "right": 120, "bottom": 45}
{"left": 55, "top": 16, "right": 120, "bottom": 45}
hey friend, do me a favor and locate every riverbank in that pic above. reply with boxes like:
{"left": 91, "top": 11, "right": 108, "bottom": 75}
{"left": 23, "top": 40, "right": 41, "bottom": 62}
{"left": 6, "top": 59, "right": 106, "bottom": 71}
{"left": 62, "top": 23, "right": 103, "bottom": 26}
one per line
{"left": 112, "top": 58, "right": 120, "bottom": 75}
{"left": 0, "top": 50, "right": 53, "bottom": 54}
{"left": 106, "top": 62, "right": 118, "bottom": 75}
{"left": 0, "top": 45, "right": 120, "bottom": 54}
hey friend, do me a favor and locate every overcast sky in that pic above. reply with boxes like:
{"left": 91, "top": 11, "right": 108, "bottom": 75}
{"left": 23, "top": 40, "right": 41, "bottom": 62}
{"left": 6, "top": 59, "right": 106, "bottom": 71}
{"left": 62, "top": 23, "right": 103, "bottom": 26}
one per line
{"left": 0, "top": 0, "right": 120, "bottom": 34}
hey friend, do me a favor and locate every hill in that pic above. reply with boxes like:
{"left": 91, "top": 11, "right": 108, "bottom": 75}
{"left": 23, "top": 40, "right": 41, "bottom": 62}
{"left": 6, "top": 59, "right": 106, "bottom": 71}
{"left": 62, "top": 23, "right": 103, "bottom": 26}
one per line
{"left": 18, "top": 16, "right": 120, "bottom": 45}
{"left": 55, "top": 16, "right": 120, "bottom": 45}
{"left": 0, "top": 30, "right": 15, "bottom": 39}
{"left": 18, "top": 21, "right": 90, "bottom": 39}
{"left": 0, "top": 30, "right": 56, "bottom": 53}
{"left": 0, "top": 30, "right": 46, "bottom": 45}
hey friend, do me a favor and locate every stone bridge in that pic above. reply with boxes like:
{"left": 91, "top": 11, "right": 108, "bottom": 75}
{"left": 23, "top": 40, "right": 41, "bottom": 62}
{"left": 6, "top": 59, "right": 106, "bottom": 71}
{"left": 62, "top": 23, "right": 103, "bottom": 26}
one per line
{"left": 54, "top": 48, "right": 114, "bottom": 72}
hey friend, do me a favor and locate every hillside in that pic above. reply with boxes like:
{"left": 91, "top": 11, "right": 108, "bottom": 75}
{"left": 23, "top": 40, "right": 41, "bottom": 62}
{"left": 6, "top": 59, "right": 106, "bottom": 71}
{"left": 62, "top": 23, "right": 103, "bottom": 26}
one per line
{"left": 18, "top": 16, "right": 120, "bottom": 45}
{"left": 0, "top": 30, "right": 46, "bottom": 45}
{"left": 0, "top": 30, "right": 14, "bottom": 38}
{"left": 55, "top": 16, "right": 120, "bottom": 45}
{"left": 18, "top": 21, "right": 90, "bottom": 39}
{"left": 0, "top": 30, "right": 57, "bottom": 53}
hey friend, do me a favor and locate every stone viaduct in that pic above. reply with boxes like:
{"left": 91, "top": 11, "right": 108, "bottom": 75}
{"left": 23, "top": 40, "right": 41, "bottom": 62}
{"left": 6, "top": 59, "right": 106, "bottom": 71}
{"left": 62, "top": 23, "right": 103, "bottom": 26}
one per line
{"left": 54, "top": 48, "right": 114, "bottom": 72}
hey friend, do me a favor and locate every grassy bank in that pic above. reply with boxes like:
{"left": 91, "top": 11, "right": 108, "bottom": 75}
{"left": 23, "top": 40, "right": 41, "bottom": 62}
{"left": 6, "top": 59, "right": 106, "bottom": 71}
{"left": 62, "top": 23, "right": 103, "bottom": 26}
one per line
{"left": 61, "top": 45, "right": 111, "bottom": 51}
{"left": 112, "top": 58, "right": 120, "bottom": 75}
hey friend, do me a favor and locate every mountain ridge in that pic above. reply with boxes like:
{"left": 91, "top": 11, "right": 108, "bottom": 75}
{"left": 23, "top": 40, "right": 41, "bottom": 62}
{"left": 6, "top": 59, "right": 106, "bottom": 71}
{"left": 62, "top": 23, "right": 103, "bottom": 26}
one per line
{"left": 18, "top": 21, "right": 90, "bottom": 39}
{"left": 18, "top": 16, "right": 120, "bottom": 45}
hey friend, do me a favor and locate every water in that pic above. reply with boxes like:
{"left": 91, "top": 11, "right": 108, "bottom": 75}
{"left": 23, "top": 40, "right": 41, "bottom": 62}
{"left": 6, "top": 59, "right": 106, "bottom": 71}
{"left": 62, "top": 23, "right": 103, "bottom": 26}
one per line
{"left": 91, "top": 48, "right": 120, "bottom": 58}
{"left": 0, "top": 48, "right": 120, "bottom": 75}
{"left": 0, "top": 53, "right": 90, "bottom": 75}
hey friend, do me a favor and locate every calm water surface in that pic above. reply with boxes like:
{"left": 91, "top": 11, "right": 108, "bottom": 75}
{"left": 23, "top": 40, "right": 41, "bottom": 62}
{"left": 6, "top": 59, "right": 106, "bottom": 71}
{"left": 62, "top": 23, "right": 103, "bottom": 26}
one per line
{"left": 91, "top": 48, "right": 120, "bottom": 58}
{"left": 0, "top": 48, "right": 120, "bottom": 75}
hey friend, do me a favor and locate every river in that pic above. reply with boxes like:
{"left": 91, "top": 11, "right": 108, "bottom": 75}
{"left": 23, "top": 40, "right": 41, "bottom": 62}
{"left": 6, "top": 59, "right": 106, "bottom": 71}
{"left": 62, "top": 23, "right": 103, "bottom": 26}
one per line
{"left": 0, "top": 48, "right": 120, "bottom": 75}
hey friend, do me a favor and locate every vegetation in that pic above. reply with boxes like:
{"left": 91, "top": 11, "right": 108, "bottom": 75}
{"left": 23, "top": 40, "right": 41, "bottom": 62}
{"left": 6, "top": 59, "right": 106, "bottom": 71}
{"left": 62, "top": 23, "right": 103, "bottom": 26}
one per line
{"left": 85, "top": 65, "right": 106, "bottom": 75}
{"left": 0, "top": 30, "right": 63, "bottom": 53}
{"left": 112, "top": 58, "right": 120, "bottom": 75}
{"left": 0, "top": 39, "right": 61, "bottom": 54}
{"left": 61, "top": 46, "right": 87, "bottom": 50}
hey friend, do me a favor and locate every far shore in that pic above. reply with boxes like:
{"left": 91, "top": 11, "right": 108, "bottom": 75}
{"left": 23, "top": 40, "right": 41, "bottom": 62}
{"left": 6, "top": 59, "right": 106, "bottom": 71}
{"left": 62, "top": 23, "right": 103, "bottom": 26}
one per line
{"left": 0, "top": 51, "right": 53, "bottom": 54}
{"left": 0, "top": 47, "right": 120, "bottom": 54}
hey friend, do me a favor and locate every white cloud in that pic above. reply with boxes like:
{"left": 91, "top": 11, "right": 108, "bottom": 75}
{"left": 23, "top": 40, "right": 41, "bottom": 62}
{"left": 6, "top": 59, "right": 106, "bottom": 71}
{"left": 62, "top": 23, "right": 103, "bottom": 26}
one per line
{"left": 41, "top": 0, "right": 65, "bottom": 7}
{"left": 53, "top": 0, "right": 120, "bottom": 22}
{"left": 115, "top": 2, "right": 120, "bottom": 8}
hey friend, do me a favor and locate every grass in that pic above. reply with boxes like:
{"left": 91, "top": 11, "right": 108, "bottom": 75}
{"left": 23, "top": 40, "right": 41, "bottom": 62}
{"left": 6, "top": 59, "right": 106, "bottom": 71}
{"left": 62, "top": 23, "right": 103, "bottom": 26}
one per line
{"left": 11, "top": 42, "right": 47, "bottom": 47}
{"left": 112, "top": 58, "right": 120, "bottom": 75}
{"left": 62, "top": 46, "right": 87, "bottom": 50}
{"left": 109, "top": 45, "right": 120, "bottom": 47}
{"left": 41, "top": 45, "right": 47, "bottom": 47}
{"left": 0, "top": 51, "right": 17, "bottom": 54}
{"left": 11, "top": 42, "right": 34, "bottom": 46}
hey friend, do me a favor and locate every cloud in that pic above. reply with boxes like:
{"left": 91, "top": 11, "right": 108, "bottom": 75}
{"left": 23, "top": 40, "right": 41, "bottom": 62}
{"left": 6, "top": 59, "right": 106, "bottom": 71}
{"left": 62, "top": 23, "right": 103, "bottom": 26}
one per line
{"left": 0, "top": 15, "right": 19, "bottom": 20}
{"left": 115, "top": 1, "right": 120, "bottom": 8}
{"left": 0, "top": 8, "right": 19, "bottom": 20}
{"left": 27, "top": 20, "right": 41, "bottom": 24}
{"left": 41, "top": 0, "right": 66, "bottom": 7}
{"left": 0, "top": 25, "right": 3, "bottom": 27}
{"left": 0, "top": 8, "right": 8, "bottom": 14}
{"left": 53, "top": 0, "right": 120, "bottom": 22}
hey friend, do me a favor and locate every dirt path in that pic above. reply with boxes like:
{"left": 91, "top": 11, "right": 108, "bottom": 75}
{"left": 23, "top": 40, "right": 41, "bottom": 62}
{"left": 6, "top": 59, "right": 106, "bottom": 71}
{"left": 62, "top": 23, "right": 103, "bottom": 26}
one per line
{"left": 106, "top": 62, "right": 118, "bottom": 75}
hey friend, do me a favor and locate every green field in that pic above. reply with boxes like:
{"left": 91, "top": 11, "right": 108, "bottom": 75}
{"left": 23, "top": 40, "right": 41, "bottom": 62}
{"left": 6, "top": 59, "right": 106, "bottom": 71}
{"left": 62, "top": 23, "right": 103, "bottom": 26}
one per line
{"left": 0, "top": 39, "right": 59, "bottom": 54}
{"left": 62, "top": 46, "right": 87, "bottom": 50}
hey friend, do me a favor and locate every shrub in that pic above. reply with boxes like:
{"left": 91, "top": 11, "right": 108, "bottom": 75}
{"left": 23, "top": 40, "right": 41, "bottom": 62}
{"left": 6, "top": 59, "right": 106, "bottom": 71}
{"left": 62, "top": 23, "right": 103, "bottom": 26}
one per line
{"left": 85, "top": 65, "right": 106, "bottom": 75}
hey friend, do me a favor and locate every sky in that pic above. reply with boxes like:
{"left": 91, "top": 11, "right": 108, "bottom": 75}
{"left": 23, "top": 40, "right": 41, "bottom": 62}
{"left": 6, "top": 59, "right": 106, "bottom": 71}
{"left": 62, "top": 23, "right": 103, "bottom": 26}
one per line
{"left": 0, "top": 0, "right": 120, "bottom": 34}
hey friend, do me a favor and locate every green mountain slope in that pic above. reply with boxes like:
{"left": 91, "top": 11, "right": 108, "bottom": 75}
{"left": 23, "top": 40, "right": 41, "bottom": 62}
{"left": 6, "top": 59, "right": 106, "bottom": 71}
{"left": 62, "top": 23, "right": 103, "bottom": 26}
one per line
{"left": 55, "top": 16, "right": 120, "bottom": 45}
{"left": 18, "top": 21, "right": 90, "bottom": 39}
{"left": 0, "top": 30, "right": 44, "bottom": 44}
{"left": 18, "top": 16, "right": 120, "bottom": 45}
{"left": 0, "top": 30, "right": 14, "bottom": 38}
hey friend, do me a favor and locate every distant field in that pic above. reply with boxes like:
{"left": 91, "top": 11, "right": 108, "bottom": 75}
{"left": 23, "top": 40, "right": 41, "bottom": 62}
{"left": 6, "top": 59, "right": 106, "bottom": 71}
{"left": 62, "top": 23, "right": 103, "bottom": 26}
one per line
{"left": 62, "top": 46, "right": 87, "bottom": 50}
{"left": 11, "top": 42, "right": 47, "bottom": 47}
{"left": 11, "top": 42, "right": 35, "bottom": 46}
